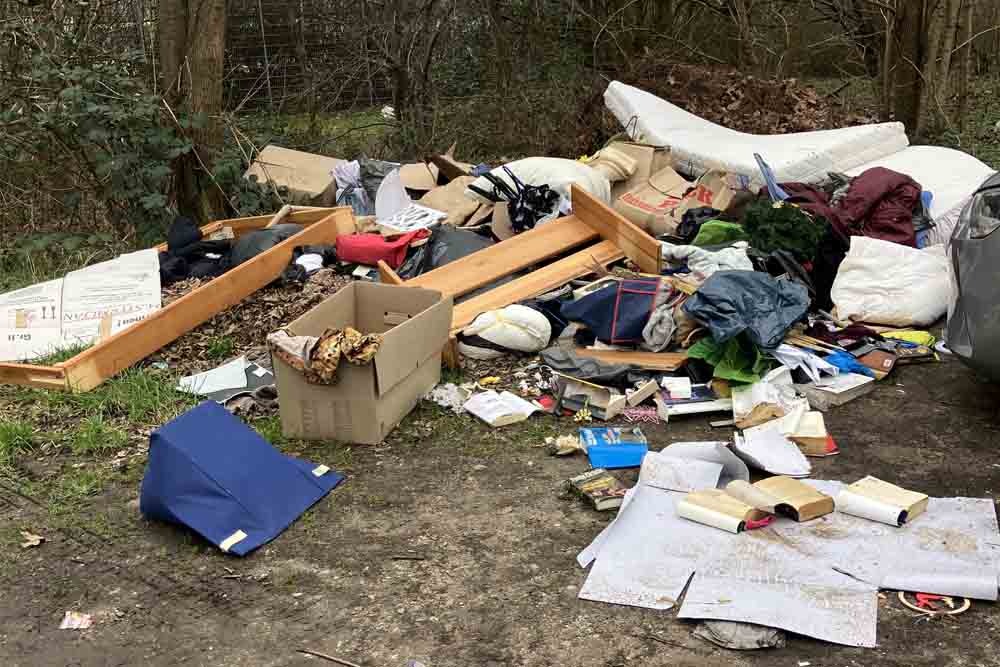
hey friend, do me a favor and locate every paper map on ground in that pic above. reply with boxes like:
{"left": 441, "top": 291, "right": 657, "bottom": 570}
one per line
{"left": 0, "top": 249, "right": 161, "bottom": 362}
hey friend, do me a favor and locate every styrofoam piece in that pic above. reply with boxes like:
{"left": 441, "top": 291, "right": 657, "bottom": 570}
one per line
{"left": 846, "top": 145, "right": 996, "bottom": 246}
{"left": 604, "top": 81, "right": 908, "bottom": 189}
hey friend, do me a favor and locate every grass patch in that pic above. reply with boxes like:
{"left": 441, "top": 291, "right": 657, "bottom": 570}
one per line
{"left": 30, "top": 342, "right": 93, "bottom": 366}
{"left": 71, "top": 415, "right": 127, "bottom": 455}
{"left": 49, "top": 366, "right": 197, "bottom": 425}
{"left": 51, "top": 468, "right": 105, "bottom": 506}
{"left": 206, "top": 336, "right": 236, "bottom": 360}
{"left": 0, "top": 419, "right": 35, "bottom": 466}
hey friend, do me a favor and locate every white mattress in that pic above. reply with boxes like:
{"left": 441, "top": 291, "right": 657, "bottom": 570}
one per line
{"left": 847, "top": 145, "right": 996, "bottom": 246}
{"left": 604, "top": 81, "right": 909, "bottom": 189}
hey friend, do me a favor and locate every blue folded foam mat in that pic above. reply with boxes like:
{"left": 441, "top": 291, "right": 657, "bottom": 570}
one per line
{"left": 140, "top": 401, "right": 344, "bottom": 556}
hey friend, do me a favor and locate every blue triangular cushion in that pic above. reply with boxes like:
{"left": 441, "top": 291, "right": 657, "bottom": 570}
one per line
{"left": 140, "top": 401, "right": 344, "bottom": 555}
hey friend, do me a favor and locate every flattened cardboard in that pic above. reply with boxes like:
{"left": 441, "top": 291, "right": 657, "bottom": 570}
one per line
{"left": 399, "top": 162, "right": 440, "bottom": 191}
{"left": 418, "top": 176, "right": 478, "bottom": 226}
{"left": 244, "top": 146, "right": 344, "bottom": 205}
{"left": 275, "top": 282, "right": 453, "bottom": 444}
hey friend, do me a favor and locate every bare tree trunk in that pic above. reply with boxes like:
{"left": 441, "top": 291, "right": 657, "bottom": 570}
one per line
{"left": 890, "top": 0, "right": 923, "bottom": 131}
{"left": 915, "top": 0, "right": 948, "bottom": 137}
{"left": 955, "top": 0, "right": 975, "bottom": 131}
{"left": 158, "top": 0, "right": 228, "bottom": 223}
{"left": 880, "top": 0, "right": 896, "bottom": 120}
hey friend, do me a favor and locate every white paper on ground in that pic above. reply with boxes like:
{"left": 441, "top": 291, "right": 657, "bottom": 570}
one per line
{"left": 732, "top": 428, "right": 811, "bottom": 477}
{"left": 678, "top": 535, "right": 879, "bottom": 648}
{"left": 177, "top": 357, "right": 250, "bottom": 395}
{"left": 659, "top": 441, "right": 749, "bottom": 487}
{"left": 578, "top": 485, "right": 720, "bottom": 610}
{"left": 577, "top": 478, "right": 1000, "bottom": 646}
{"left": 639, "top": 452, "right": 724, "bottom": 492}
{"left": 771, "top": 344, "right": 839, "bottom": 384}
{"left": 812, "top": 372, "right": 874, "bottom": 394}
{"left": 786, "top": 481, "right": 1000, "bottom": 601}
{"left": 463, "top": 390, "right": 538, "bottom": 426}
{"left": 731, "top": 367, "right": 806, "bottom": 423}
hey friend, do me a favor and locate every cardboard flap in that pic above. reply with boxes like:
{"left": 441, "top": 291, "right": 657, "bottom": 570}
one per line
{"left": 647, "top": 165, "right": 692, "bottom": 198}
{"left": 362, "top": 284, "right": 452, "bottom": 397}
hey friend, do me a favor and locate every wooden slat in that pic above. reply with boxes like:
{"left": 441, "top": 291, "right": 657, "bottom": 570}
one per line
{"left": 377, "top": 260, "right": 404, "bottom": 285}
{"left": 59, "top": 209, "right": 353, "bottom": 392}
{"left": 571, "top": 184, "right": 662, "bottom": 274}
{"left": 405, "top": 215, "right": 598, "bottom": 299}
{"left": 574, "top": 348, "right": 688, "bottom": 372}
{"left": 0, "top": 363, "right": 68, "bottom": 390}
{"left": 154, "top": 207, "right": 340, "bottom": 250}
{"left": 450, "top": 240, "right": 624, "bottom": 333}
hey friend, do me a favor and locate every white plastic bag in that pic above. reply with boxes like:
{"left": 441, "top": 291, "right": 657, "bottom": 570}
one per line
{"left": 465, "top": 157, "right": 611, "bottom": 214}
{"left": 458, "top": 304, "right": 551, "bottom": 360}
{"left": 831, "top": 237, "right": 950, "bottom": 326}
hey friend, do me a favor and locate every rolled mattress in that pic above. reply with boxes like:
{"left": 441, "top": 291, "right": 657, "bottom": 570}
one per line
{"left": 604, "top": 81, "right": 909, "bottom": 189}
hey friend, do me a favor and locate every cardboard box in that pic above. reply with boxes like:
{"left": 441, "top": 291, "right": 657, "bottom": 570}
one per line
{"left": 273, "top": 282, "right": 453, "bottom": 444}
{"left": 244, "top": 145, "right": 344, "bottom": 206}
{"left": 606, "top": 141, "right": 672, "bottom": 200}
{"left": 613, "top": 165, "right": 736, "bottom": 236}
{"left": 613, "top": 164, "right": 692, "bottom": 233}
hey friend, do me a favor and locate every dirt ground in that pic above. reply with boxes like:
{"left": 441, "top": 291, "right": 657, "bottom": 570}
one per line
{"left": 1, "top": 351, "right": 999, "bottom": 667}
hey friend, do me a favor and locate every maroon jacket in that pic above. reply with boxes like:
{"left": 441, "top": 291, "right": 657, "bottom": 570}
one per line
{"left": 782, "top": 167, "right": 920, "bottom": 247}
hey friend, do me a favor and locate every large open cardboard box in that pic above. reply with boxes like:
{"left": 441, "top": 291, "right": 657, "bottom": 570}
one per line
{"left": 273, "top": 282, "right": 453, "bottom": 444}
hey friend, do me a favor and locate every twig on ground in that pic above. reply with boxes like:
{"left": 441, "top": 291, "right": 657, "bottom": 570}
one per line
{"left": 297, "top": 648, "right": 364, "bottom": 667}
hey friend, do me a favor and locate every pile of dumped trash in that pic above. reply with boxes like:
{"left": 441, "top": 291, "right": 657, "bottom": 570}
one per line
{"left": 3, "top": 79, "right": 997, "bottom": 652}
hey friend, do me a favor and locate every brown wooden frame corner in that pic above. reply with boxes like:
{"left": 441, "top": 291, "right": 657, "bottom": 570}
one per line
{"left": 0, "top": 207, "right": 356, "bottom": 392}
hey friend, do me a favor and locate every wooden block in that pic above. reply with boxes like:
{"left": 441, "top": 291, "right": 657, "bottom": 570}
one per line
{"left": 441, "top": 336, "right": 460, "bottom": 370}
{"left": 0, "top": 362, "right": 68, "bottom": 390}
{"left": 59, "top": 209, "right": 354, "bottom": 392}
{"left": 377, "top": 260, "right": 404, "bottom": 286}
{"left": 406, "top": 215, "right": 599, "bottom": 299}
{"left": 571, "top": 184, "right": 661, "bottom": 274}
{"left": 575, "top": 348, "right": 687, "bottom": 372}
{"left": 450, "top": 240, "right": 623, "bottom": 333}
{"left": 264, "top": 204, "right": 293, "bottom": 228}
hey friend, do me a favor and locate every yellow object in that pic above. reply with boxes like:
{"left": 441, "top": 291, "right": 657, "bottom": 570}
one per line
{"left": 882, "top": 330, "right": 936, "bottom": 346}
{"left": 478, "top": 376, "right": 500, "bottom": 386}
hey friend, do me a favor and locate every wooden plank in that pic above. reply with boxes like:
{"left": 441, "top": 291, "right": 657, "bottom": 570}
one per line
{"left": 571, "top": 184, "right": 662, "bottom": 274}
{"left": 450, "top": 240, "right": 623, "bottom": 333}
{"left": 405, "top": 215, "right": 598, "bottom": 299}
{"left": 59, "top": 209, "right": 354, "bottom": 392}
{"left": 574, "top": 348, "right": 688, "bottom": 372}
{"left": 377, "top": 260, "right": 404, "bottom": 286}
{"left": 0, "top": 363, "right": 68, "bottom": 390}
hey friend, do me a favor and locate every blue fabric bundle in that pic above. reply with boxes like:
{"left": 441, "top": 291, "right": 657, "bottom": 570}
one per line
{"left": 140, "top": 401, "right": 344, "bottom": 556}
